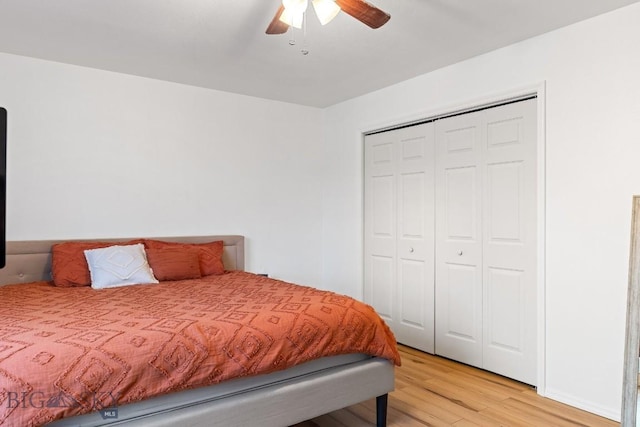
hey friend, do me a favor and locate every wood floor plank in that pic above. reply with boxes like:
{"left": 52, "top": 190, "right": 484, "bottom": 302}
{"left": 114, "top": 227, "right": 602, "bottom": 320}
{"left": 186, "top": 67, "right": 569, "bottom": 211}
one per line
{"left": 477, "top": 405, "right": 540, "bottom": 427}
{"left": 397, "top": 382, "right": 507, "bottom": 426}
{"left": 389, "top": 390, "right": 463, "bottom": 425}
{"left": 452, "top": 420, "right": 482, "bottom": 427}
{"left": 493, "top": 398, "right": 591, "bottom": 427}
{"left": 294, "top": 345, "right": 617, "bottom": 427}
{"left": 422, "top": 377, "right": 497, "bottom": 411}
{"left": 326, "top": 408, "right": 372, "bottom": 427}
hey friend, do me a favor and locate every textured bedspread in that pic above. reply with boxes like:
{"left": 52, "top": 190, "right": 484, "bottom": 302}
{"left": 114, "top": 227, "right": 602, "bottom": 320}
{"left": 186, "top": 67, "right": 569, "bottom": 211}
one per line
{"left": 0, "top": 271, "right": 399, "bottom": 426}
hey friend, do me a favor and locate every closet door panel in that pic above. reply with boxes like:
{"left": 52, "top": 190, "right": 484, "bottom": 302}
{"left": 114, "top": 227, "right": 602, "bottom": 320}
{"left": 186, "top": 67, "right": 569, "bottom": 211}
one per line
{"left": 364, "top": 133, "right": 396, "bottom": 325}
{"left": 486, "top": 267, "right": 524, "bottom": 350}
{"left": 364, "top": 123, "right": 435, "bottom": 353}
{"left": 485, "top": 161, "right": 525, "bottom": 267}
{"left": 482, "top": 99, "right": 537, "bottom": 385}
{"left": 443, "top": 263, "right": 479, "bottom": 338}
{"left": 398, "top": 171, "right": 427, "bottom": 329}
{"left": 398, "top": 258, "right": 426, "bottom": 327}
{"left": 370, "top": 175, "right": 395, "bottom": 255}
{"left": 370, "top": 256, "right": 394, "bottom": 320}
{"left": 435, "top": 113, "right": 483, "bottom": 367}
{"left": 395, "top": 124, "right": 435, "bottom": 353}
{"left": 444, "top": 166, "right": 478, "bottom": 244}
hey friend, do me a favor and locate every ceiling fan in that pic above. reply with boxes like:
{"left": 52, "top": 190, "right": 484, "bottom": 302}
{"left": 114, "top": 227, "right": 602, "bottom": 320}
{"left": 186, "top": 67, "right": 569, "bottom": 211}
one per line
{"left": 266, "top": 0, "right": 390, "bottom": 34}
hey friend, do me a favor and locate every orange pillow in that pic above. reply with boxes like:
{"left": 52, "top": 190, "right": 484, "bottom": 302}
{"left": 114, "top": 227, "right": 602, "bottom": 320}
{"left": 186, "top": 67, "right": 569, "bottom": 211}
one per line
{"left": 51, "top": 239, "right": 145, "bottom": 287}
{"left": 146, "top": 247, "right": 202, "bottom": 281}
{"left": 143, "top": 240, "right": 225, "bottom": 276}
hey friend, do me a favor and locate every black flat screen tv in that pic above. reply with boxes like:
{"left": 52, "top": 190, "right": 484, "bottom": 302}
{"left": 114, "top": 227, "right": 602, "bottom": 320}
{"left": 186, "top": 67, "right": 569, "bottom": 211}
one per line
{"left": 0, "top": 107, "right": 5, "bottom": 268}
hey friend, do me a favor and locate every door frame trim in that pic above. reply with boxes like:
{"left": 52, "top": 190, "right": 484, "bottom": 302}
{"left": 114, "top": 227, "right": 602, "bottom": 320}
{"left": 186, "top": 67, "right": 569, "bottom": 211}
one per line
{"left": 360, "top": 81, "right": 547, "bottom": 394}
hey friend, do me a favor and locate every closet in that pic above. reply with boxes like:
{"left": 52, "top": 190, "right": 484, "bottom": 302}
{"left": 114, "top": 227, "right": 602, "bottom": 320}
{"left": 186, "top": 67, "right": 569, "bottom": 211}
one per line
{"left": 364, "top": 98, "right": 537, "bottom": 385}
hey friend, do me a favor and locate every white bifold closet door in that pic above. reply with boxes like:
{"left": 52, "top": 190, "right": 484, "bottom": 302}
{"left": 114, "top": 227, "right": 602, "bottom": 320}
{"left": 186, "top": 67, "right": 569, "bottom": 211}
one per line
{"left": 364, "top": 123, "right": 435, "bottom": 353}
{"left": 435, "top": 99, "right": 537, "bottom": 385}
{"left": 433, "top": 111, "right": 484, "bottom": 367}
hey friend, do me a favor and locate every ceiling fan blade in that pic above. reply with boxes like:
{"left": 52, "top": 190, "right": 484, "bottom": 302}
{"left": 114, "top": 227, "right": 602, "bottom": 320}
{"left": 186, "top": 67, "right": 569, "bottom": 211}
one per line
{"left": 266, "top": 5, "right": 289, "bottom": 34}
{"left": 335, "top": 0, "right": 390, "bottom": 29}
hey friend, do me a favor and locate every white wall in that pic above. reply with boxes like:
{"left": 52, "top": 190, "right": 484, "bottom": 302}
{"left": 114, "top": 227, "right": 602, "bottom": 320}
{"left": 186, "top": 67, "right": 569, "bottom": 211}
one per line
{"left": 321, "top": 3, "right": 640, "bottom": 421}
{"left": 0, "top": 52, "right": 325, "bottom": 286}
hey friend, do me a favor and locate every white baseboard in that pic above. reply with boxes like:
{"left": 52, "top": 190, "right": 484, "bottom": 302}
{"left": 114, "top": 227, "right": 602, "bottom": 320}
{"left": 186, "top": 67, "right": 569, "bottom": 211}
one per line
{"left": 544, "top": 387, "right": 620, "bottom": 422}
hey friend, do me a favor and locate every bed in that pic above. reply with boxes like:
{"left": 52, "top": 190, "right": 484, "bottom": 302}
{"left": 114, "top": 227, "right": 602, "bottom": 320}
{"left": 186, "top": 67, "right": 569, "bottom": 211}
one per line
{"left": 0, "top": 235, "right": 399, "bottom": 427}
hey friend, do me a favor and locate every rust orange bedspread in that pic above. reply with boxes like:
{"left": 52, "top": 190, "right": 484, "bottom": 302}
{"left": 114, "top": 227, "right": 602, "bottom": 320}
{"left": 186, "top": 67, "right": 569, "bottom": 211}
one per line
{"left": 0, "top": 271, "right": 399, "bottom": 426}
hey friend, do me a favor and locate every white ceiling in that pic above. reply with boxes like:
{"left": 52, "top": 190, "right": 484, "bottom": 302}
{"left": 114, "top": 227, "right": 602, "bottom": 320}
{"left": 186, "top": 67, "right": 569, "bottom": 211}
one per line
{"left": 0, "top": 0, "right": 638, "bottom": 107}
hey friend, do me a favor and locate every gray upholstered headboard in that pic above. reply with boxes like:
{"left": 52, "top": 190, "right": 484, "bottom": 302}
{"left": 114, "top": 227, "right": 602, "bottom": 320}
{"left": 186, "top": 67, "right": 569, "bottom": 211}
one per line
{"left": 0, "top": 235, "right": 245, "bottom": 286}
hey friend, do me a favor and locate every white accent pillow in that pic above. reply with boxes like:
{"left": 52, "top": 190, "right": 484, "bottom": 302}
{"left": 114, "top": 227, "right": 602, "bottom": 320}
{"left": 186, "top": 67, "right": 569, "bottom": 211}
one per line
{"left": 84, "top": 244, "right": 158, "bottom": 289}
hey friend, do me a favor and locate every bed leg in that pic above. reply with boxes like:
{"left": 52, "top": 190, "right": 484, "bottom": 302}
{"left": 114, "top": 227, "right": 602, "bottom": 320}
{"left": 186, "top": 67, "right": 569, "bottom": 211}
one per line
{"left": 376, "top": 394, "right": 388, "bottom": 427}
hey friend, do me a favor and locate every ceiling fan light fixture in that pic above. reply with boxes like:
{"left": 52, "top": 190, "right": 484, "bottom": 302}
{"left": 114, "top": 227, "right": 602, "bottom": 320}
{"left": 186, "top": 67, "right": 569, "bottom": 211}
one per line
{"left": 266, "top": 0, "right": 390, "bottom": 35}
{"left": 280, "top": 0, "right": 308, "bottom": 28}
{"left": 312, "top": 0, "right": 341, "bottom": 25}
{"left": 279, "top": 8, "right": 303, "bottom": 28}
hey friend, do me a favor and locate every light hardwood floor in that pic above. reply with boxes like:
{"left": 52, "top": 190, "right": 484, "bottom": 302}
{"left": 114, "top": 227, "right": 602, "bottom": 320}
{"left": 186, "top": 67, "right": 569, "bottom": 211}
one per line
{"left": 293, "top": 345, "right": 618, "bottom": 427}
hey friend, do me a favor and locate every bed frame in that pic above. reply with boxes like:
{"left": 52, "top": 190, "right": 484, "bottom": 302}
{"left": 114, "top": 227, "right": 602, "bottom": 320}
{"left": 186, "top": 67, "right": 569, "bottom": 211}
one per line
{"left": 0, "top": 235, "right": 394, "bottom": 427}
